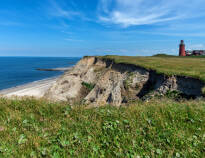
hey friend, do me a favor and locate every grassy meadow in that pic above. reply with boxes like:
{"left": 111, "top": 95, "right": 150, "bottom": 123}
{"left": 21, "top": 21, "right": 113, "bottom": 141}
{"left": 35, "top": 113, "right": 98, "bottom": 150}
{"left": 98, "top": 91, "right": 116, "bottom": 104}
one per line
{"left": 0, "top": 98, "right": 205, "bottom": 157}
{"left": 101, "top": 55, "right": 205, "bottom": 82}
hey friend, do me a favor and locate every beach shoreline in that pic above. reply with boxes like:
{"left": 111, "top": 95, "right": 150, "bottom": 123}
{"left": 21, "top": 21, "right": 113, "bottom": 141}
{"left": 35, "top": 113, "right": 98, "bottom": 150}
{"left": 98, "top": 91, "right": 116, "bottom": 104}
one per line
{"left": 0, "top": 76, "right": 59, "bottom": 98}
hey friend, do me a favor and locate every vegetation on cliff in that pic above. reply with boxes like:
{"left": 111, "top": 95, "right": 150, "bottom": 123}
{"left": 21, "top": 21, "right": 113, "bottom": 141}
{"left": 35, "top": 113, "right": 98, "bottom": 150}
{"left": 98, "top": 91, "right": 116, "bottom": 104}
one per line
{"left": 45, "top": 56, "right": 205, "bottom": 106}
{"left": 0, "top": 98, "right": 204, "bottom": 157}
{"left": 101, "top": 55, "right": 205, "bottom": 82}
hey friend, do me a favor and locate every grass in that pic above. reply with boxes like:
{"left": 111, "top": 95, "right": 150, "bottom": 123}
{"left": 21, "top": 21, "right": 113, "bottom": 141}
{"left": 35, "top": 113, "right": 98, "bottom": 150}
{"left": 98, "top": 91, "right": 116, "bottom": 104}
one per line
{"left": 82, "top": 82, "right": 95, "bottom": 91}
{"left": 100, "top": 55, "right": 205, "bottom": 82}
{"left": 0, "top": 98, "right": 205, "bottom": 157}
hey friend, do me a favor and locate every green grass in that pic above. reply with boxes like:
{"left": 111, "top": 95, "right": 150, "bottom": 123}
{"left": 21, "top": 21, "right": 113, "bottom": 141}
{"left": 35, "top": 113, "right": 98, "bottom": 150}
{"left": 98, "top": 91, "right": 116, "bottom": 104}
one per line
{"left": 100, "top": 55, "right": 205, "bottom": 82}
{"left": 82, "top": 82, "right": 95, "bottom": 91}
{"left": 0, "top": 98, "right": 205, "bottom": 157}
{"left": 152, "top": 54, "right": 175, "bottom": 57}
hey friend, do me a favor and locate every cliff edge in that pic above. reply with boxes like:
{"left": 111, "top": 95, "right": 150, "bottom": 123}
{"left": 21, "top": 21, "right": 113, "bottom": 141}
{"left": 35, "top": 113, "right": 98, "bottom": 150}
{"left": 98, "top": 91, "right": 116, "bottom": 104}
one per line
{"left": 45, "top": 56, "right": 205, "bottom": 106}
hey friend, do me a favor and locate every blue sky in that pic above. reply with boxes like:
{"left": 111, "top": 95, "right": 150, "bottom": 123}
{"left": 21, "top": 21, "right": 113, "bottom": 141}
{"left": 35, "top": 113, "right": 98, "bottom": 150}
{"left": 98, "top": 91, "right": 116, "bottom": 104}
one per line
{"left": 1, "top": 0, "right": 205, "bottom": 57}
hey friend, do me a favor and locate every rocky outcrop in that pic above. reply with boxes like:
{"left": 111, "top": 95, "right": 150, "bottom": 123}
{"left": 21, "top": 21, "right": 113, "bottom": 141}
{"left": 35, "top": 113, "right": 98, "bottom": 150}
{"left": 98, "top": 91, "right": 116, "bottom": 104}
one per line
{"left": 45, "top": 57, "right": 97, "bottom": 102}
{"left": 45, "top": 56, "right": 205, "bottom": 106}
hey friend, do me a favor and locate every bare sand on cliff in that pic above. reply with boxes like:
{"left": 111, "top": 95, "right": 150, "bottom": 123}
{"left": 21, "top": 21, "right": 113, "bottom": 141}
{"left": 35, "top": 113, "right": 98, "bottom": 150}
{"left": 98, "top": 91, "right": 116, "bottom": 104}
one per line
{"left": 0, "top": 77, "right": 58, "bottom": 98}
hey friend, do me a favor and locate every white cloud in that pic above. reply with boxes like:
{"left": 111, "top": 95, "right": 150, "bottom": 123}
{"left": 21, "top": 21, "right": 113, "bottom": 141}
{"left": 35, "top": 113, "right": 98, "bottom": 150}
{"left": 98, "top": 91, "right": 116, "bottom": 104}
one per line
{"left": 98, "top": 0, "right": 205, "bottom": 27}
{"left": 138, "top": 31, "right": 205, "bottom": 37}
{"left": 48, "top": 0, "right": 81, "bottom": 19}
{"left": 65, "top": 38, "right": 84, "bottom": 42}
{"left": 187, "top": 44, "right": 205, "bottom": 50}
{"left": 47, "top": 0, "right": 91, "bottom": 21}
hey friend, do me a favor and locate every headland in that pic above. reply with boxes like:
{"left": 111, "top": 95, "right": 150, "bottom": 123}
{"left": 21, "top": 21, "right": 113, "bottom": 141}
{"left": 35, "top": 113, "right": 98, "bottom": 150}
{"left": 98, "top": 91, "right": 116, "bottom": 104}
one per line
{"left": 1, "top": 55, "right": 205, "bottom": 105}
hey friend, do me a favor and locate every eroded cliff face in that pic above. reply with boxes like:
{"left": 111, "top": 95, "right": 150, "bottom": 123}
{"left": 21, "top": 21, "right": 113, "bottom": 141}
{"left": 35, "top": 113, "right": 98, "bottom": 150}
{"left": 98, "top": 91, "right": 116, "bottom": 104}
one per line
{"left": 45, "top": 57, "right": 205, "bottom": 106}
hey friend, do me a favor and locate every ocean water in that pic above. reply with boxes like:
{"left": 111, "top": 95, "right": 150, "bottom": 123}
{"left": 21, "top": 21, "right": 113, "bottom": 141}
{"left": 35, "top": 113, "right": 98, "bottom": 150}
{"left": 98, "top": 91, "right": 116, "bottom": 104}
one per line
{"left": 0, "top": 57, "right": 80, "bottom": 90}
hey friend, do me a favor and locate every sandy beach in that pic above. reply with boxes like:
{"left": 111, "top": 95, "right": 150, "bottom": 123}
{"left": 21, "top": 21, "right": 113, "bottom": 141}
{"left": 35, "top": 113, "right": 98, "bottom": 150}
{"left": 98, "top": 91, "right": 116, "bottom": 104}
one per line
{"left": 0, "top": 77, "right": 58, "bottom": 98}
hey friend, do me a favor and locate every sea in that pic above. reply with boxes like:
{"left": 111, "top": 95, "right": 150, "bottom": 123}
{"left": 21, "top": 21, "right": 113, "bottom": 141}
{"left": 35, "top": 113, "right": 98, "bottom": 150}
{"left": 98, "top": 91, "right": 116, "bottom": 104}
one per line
{"left": 0, "top": 57, "right": 80, "bottom": 90}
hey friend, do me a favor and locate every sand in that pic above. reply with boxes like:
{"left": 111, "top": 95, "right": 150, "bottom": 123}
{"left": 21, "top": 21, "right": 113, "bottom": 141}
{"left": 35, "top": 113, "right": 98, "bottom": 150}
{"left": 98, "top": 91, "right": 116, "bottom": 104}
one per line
{"left": 0, "top": 77, "right": 58, "bottom": 98}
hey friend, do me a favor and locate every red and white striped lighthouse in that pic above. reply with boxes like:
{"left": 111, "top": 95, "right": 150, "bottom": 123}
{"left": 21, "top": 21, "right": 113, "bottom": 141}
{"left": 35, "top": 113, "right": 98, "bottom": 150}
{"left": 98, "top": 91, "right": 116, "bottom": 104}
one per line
{"left": 179, "top": 40, "right": 186, "bottom": 56}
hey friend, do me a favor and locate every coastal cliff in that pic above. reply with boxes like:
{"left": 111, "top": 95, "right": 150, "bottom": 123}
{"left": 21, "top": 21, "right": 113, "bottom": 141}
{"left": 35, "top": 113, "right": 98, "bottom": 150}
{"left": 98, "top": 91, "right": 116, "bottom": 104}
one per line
{"left": 45, "top": 56, "right": 205, "bottom": 106}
